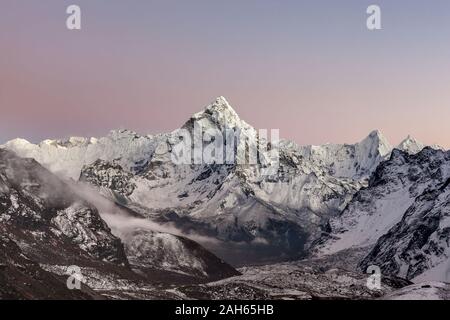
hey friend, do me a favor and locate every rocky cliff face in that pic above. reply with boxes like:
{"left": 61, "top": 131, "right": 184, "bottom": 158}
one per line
{"left": 0, "top": 148, "right": 128, "bottom": 266}
{"left": 360, "top": 174, "right": 450, "bottom": 282}
{"left": 0, "top": 149, "right": 131, "bottom": 298}
{"left": 0, "top": 149, "right": 239, "bottom": 298}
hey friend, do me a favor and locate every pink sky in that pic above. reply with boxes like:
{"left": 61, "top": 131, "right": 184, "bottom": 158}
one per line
{"left": 1, "top": 1, "right": 449, "bottom": 148}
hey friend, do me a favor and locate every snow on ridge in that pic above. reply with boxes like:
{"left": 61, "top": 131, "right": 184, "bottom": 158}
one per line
{"left": 397, "top": 135, "right": 425, "bottom": 154}
{"left": 397, "top": 135, "right": 445, "bottom": 154}
{"left": 318, "top": 147, "right": 450, "bottom": 282}
{"left": 1, "top": 96, "right": 440, "bottom": 183}
{"left": 3, "top": 129, "right": 159, "bottom": 180}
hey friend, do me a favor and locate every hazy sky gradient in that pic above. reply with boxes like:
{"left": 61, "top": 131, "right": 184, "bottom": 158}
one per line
{"left": 1, "top": 0, "right": 450, "bottom": 148}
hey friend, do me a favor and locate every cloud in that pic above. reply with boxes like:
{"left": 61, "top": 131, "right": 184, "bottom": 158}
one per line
{"left": 68, "top": 181, "right": 277, "bottom": 266}
{"left": 70, "top": 181, "right": 221, "bottom": 245}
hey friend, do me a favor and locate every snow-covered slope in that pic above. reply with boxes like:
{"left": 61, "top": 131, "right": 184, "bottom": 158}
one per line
{"left": 397, "top": 135, "right": 426, "bottom": 155}
{"left": 360, "top": 172, "right": 450, "bottom": 282}
{"left": 291, "top": 130, "right": 392, "bottom": 180}
{"left": 397, "top": 135, "right": 443, "bottom": 155}
{"left": 316, "top": 148, "right": 450, "bottom": 256}
{"left": 317, "top": 147, "right": 450, "bottom": 283}
{"left": 3, "top": 130, "right": 162, "bottom": 180}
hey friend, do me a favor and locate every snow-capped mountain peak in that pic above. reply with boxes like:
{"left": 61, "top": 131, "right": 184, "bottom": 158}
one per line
{"left": 185, "top": 96, "right": 251, "bottom": 132}
{"left": 205, "top": 96, "right": 237, "bottom": 116}
{"left": 359, "top": 130, "right": 392, "bottom": 158}
{"left": 3, "top": 138, "right": 32, "bottom": 149}
{"left": 397, "top": 135, "right": 425, "bottom": 154}
{"left": 291, "top": 129, "right": 393, "bottom": 180}
{"left": 41, "top": 136, "right": 98, "bottom": 148}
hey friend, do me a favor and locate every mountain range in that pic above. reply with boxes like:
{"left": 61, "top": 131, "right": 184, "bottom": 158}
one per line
{"left": 1, "top": 96, "right": 449, "bottom": 299}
